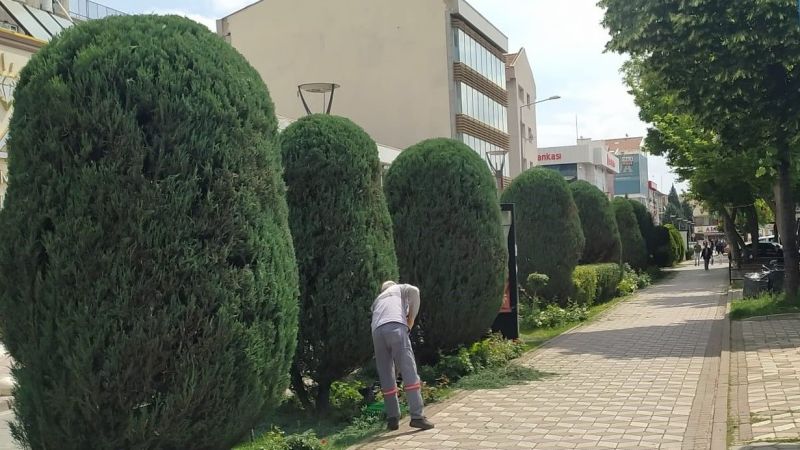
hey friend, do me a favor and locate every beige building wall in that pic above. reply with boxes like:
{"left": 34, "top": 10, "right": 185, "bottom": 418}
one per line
{"left": 218, "top": 0, "right": 455, "bottom": 150}
{"left": 505, "top": 48, "right": 536, "bottom": 177}
{"left": 0, "top": 32, "right": 39, "bottom": 207}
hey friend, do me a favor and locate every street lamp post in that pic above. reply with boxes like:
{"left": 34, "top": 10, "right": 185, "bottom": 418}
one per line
{"left": 487, "top": 149, "right": 508, "bottom": 192}
{"left": 518, "top": 95, "right": 561, "bottom": 172}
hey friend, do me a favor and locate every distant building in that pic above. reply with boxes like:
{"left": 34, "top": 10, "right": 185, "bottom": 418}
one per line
{"left": 608, "top": 137, "right": 649, "bottom": 208}
{"left": 505, "top": 48, "right": 537, "bottom": 177}
{"left": 647, "top": 181, "right": 668, "bottom": 224}
{"left": 537, "top": 138, "right": 619, "bottom": 195}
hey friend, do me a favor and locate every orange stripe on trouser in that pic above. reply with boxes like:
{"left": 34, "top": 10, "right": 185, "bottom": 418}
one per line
{"left": 382, "top": 387, "right": 398, "bottom": 396}
{"left": 404, "top": 382, "right": 421, "bottom": 391}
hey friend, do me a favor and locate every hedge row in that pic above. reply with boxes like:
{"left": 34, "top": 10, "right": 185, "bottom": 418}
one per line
{"left": 572, "top": 263, "right": 623, "bottom": 306}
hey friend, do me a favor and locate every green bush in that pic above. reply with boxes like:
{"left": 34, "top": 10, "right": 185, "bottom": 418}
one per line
{"left": 629, "top": 200, "right": 656, "bottom": 261}
{"left": 617, "top": 265, "right": 639, "bottom": 296}
{"left": 501, "top": 168, "right": 585, "bottom": 303}
{"left": 436, "top": 348, "right": 475, "bottom": 381}
{"left": 572, "top": 265, "right": 599, "bottom": 305}
{"left": 281, "top": 115, "right": 398, "bottom": 411}
{"left": 569, "top": 181, "right": 622, "bottom": 263}
{"left": 0, "top": 16, "right": 299, "bottom": 449}
{"left": 329, "top": 381, "right": 366, "bottom": 423}
{"left": 467, "top": 333, "right": 524, "bottom": 369}
{"left": 572, "top": 264, "right": 622, "bottom": 305}
{"left": 665, "top": 224, "right": 685, "bottom": 263}
{"left": 527, "top": 303, "right": 589, "bottom": 329}
{"left": 612, "top": 198, "right": 649, "bottom": 270}
{"left": 384, "top": 138, "right": 506, "bottom": 362}
{"left": 284, "top": 433, "right": 325, "bottom": 450}
{"left": 652, "top": 225, "right": 684, "bottom": 266}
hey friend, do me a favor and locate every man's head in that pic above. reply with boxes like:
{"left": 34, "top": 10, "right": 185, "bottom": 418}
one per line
{"left": 381, "top": 281, "right": 397, "bottom": 293}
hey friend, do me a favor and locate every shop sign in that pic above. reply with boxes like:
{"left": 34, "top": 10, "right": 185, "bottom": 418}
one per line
{"left": 606, "top": 154, "right": 617, "bottom": 169}
{"left": 538, "top": 152, "right": 562, "bottom": 162}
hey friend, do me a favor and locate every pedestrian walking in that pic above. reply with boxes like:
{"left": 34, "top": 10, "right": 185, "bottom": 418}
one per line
{"left": 693, "top": 242, "right": 702, "bottom": 266}
{"left": 371, "top": 281, "right": 434, "bottom": 431}
{"left": 701, "top": 242, "right": 713, "bottom": 270}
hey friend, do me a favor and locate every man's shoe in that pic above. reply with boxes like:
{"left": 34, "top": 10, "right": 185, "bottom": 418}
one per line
{"left": 409, "top": 417, "right": 434, "bottom": 430}
{"left": 387, "top": 417, "right": 399, "bottom": 431}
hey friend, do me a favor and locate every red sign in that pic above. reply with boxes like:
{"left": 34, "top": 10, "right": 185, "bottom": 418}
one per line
{"left": 499, "top": 283, "right": 511, "bottom": 313}
{"left": 606, "top": 155, "right": 617, "bottom": 169}
{"left": 538, "top": 153, "right": 562, "bottom": 162}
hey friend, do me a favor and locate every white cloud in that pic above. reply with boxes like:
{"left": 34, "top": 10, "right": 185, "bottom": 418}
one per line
{"left": 206, "top": 0, "right": 254, "bottom": 16}
{"left": 148, "top": 9, "right": 216, "bottom": 31}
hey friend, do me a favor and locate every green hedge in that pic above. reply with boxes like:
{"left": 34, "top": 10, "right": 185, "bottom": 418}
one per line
{"left": 280, "top": 115, "right": 398, "bottom": 411}
{"left": 629, "top": 200, "right": 656, "bottom": 262}
{"left": 0, "top": 16, "right": 299, "bottom": 449}
{"left": 572, "top": 264, "right": 623, "bottom": 305}
{"left": 612, "top": 198, "right": 648, "bottom": 270}
{"left": 569, "top": 181, "right": 622, "bottom": 264}
{"left": 500, "top": 168, "right": 585, "bottom": 303}
{"left": 384, "top": 138, "right": 506, "bottom": 363}
{"left": 665, "top": 224, "right": 685, "bottom": 264}
{"left": 651, "top": 225, "right": 674, "bottom": 267}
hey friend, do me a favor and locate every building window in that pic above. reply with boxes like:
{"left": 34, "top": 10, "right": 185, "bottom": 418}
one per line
{"left": 528, "top": 127, "right": 533, "bottom": 140}
{"left": 526, "top": 93, "right": 531, "bottom": 104}
{"left": 518, "top": 86, "right": 524, "bottom": 101}
{"left": 457, "top": 82, "right": 508, "bottom": 133}
{"left": 454, "top": 28, "right": 506, "bottom": 89}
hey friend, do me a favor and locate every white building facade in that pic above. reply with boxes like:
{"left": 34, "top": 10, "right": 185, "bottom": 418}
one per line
{"left": 537, "top": 138, "right": 619, "bottom": 195}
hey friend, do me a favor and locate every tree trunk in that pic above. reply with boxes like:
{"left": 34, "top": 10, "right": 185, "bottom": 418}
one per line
{"left": 774, "top": 144, "right": 798, "bottom": 301}
{"left": 720, "top": 206, "right": 744, "bottom": 263}
{"left": 290, "top": 367, "right": 313, "bottom": 410}
{"left": 746, "top": 203, "right": 760, "bottom": 258}
{"left": 316, "top": 380, "right": 332, "bottom": 417}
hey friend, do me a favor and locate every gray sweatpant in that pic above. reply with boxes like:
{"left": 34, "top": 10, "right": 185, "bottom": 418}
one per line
{"left": 372, "top": 322, "right": 425, "bottom": 420}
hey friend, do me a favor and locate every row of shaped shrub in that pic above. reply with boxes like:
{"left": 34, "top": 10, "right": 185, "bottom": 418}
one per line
{"left": 502, "top": 168, "right": 655, "bottom": 305}
{"left": 0, "top": 15, "right": 511, "bottom": 449}
{"left": 572, "top": 263, "right": 624, "bottom": 305}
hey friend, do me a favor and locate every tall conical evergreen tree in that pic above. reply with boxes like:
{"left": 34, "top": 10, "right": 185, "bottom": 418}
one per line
{"left": 0, "top": 15, "right": 299, "bottom": 449}
{"left": 281, "top": 115, "right": 398, "bottom": 411}
{"left": 501, "top": 168, "right": 585, "bottom": 303}
{"left": 613, "top": 198, "right": 649, "bottom": 269}
{"left": 384, "top": 138, "right": 506, "bottom": 363}
{"left": 570, "top": 180, "right": 622, "bottom": 263}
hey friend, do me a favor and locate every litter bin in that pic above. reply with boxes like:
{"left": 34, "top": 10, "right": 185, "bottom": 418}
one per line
{"left": 768, "top": 269, "right": 785, "bottom": 293}
{"left": 743, "top": 272, "right": 769, "bottom": 298}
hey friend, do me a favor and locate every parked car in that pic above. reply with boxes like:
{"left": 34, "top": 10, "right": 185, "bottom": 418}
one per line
{"left": 743, "top": 242, "right": 783, "bottom": 260}
{"left": 758, "top": 235, "right": 778, "bottom": 244}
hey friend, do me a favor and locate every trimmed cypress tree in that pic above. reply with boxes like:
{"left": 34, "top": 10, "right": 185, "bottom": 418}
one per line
{"left": 652, "top": 225, "right": 674, "bottom": 267}
{"left": 501, "top": 168, "right": 585, "bottom": 303}
{"left": 612, "top": 198, "right": 649, "bottom": 270}
{"left": 384, "top": 138, "right": 506, "bottom": 363}
{"left": 281, "top": 115, "right": 398, "bottom": 411}
{"left": 629, "top": 199, "right": 656, "bottom": 261}
{"left": 0, "top": 16, "right": 299, "bottom": 449}
{"left": 569, "top": 180, "right": 622, "bottom": 263}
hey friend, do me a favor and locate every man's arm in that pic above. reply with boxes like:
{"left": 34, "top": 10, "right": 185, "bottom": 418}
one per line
{"left": 404, "top": 285, "right": 421, "bottom": 329}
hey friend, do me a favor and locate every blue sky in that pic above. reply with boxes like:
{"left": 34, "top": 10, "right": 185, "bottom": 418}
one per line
{"left": 100, "top": 0, "right": 682, "bottom": 192}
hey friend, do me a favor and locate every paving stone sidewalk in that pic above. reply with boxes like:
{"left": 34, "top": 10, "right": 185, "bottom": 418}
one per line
{"left": 354, "top": 263, "right": 729, "bottom": 449}
{"left": 731, "top": 312, "right": 800, "bottom": 448}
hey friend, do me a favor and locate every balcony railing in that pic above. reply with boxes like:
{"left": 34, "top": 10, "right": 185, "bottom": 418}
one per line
{"left": 68, "top": 0, "right": 125, "bottom": 21}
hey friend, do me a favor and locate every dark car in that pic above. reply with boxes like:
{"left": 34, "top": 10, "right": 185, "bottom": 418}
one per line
{"left": 743, "top": 242, "right": 783, "bottom": 260}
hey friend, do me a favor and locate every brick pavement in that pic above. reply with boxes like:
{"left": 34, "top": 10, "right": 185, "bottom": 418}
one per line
{"left": 731, "top": 313, "right": 800, "bottom": 448}
{"left": 354, "top": 263, "right": 729, "bottom": 449}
